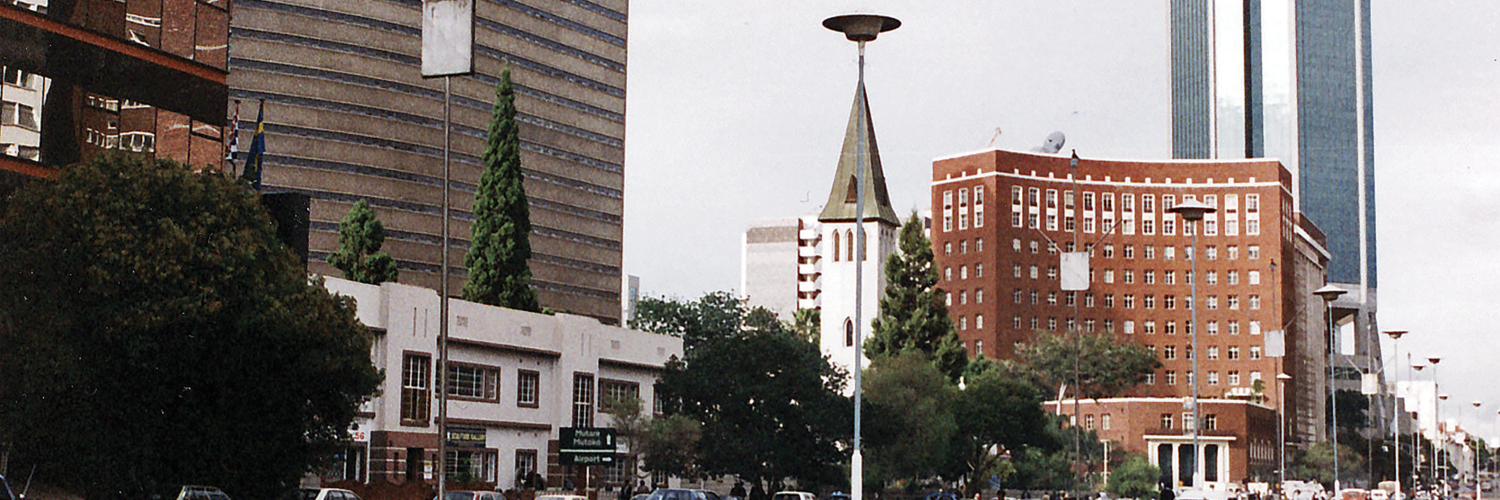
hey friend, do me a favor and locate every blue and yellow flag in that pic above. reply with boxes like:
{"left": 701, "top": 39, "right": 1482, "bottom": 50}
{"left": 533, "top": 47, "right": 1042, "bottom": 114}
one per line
{"left": 242, "top": 99, "right": 266, "bottom": 190}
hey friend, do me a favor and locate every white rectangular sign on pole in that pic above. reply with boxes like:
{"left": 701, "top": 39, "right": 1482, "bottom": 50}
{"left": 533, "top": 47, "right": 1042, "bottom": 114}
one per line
{"left": 1060, "top": 251, "right": 1089, "bottom": 291}
{"left": 1264, "top": 329, "right": 1286, "bottom": 358}
{"left": 422, "top": 0, "right": 474, "bottom": 77}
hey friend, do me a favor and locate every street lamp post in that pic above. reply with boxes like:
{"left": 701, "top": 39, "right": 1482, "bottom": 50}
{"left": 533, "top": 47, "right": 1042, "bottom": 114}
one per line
{"left": 1315, "top": 284, "right": 1348, "bottom": 493}
{"left": 1441, "top": 392, "right": 1450, "bottom": 496}
{"left": 822, "top": 15, "right": 899, "bottom": 500}
{"left": 1433, "top": 357, "right": 1445, "bottom": 494}
{"left": 1413, "top": 363, "right": 1429, "bottom": 493}
{"left": 1386, "top": 331, "right": 1409, "bottom": 496}
{"left": 1169, "top": 199, "right": 1216, "bottom": 489}
{"left": 1279, "top": 373, "right": 1293, "bottom": 490}
{"left": 1475, "top": 401, "right": 1484, "bottom": 500}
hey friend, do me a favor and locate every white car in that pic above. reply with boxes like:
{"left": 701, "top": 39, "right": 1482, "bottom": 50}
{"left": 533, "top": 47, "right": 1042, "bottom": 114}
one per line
{"left": 298, "top": 488, "right": 362, "bottom": 500}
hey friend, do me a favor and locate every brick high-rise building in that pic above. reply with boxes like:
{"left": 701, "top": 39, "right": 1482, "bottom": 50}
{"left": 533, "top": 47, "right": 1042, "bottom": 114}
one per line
{"left": 931, "top": 148, "right": 1330, "bottom": 487}
{"left": 1, "top": 0, "right": 230, "bottom": 188}
{"left": 228, "top": 0, "right": 627, "bottom": 323}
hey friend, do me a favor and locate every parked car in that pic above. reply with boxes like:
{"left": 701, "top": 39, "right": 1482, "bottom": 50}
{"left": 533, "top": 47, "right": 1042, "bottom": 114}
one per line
{"left": 443, "top": 492, "right": 503, "bottom": 500}
{"left": 646, "top": 489, "right": 723, "bottom": 500}
{"left": 298, "top": 489, "right": 362, "bottom": 500}
{"left": 773, "top": 492, "right": 816, "bottom": 500}
{"left": 536, "top": 494, "right": 589, "bottom": 500}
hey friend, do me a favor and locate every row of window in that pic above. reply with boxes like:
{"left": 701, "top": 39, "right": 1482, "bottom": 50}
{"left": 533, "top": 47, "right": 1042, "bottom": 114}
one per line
{"left": 1011, "top": 211, "right": 1264, "bottom": 238}
{"left": 1151, "top": 344, "right": 1265, "bottom": 361}
{"left": 941, "top": 186, "right": 986, "bottom": 232}
{"left": 1005, "top": 289, "right": 1264, "bottom": 312}
{"left": 0, "top": 102, "right": 37, "bottom": 130}
{"left": 399, "top": 354, "right": 642, "bottom": 428}
{"left": 1154, "top": 412, "right": 1218, "bottom": 431}
{"left": 1006, "top": 315, "right": 1264, "bottom": 336}
{"left": 3, "top": 67, "right": 35, "bottom": 89}
{"left": 1007, "top": 238, "right": 1263, "bottom": 262}
{"left": 1003, "top": 264, "right": 1264, "bottom": 288}
{"left": 1145, "top": 370, "right": 1263, "bottom": 388}
{"left": 1011, "top": 187, "right": 1260, "bottom": 215}
{"left": 942, "top": 237, "right": 984, "bottom": 256}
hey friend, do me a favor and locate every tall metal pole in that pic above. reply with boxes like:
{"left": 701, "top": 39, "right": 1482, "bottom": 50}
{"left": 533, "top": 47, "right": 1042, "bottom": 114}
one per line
{"left": 1189, "top": 220, "right": 1201, "bottom": 489}
{"left": 1279, "top": 371, "right": 1291, "bottom": 490}
{"left": 851, "top": 38, "right": 867, "bottom": 500}
{"left": 1070, "top": 152, "right": 1082, "bottom": 488}
{"left": 1169, "top": 200, "right": 1214, "bottom": 490}
{"left": 1315, "top": 285, "right": 1347, "bottom": 493}
{"left": 1433, "top": 357, "right": 1445, "bottom": 495}
{"left": 822, "top": 15, "right": 899, "bottom": 500}
{"left": 437, "top": 74, "right": 451, "bottom": 500}
{"left": 1386, "top": 331, "right": 1409, "bottom": 496}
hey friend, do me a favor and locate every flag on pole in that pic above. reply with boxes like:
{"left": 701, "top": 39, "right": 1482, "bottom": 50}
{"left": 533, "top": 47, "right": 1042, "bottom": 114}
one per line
{"left": 242, "top": 99, "right": 266, "bottom": 190}
{"left": 225, "top": 99, "right": 241, "bottom": 162}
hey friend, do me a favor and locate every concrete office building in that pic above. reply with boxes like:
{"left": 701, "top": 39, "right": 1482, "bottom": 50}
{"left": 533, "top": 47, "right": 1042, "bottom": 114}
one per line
{"left": 229, "top": 0, "right": 626, "bottom": 323}
{"left": 1, "top": 0, "right": 229, "bottom": 188}
{"left": 931, "top": 148, "right": 1332, "bottom": 487}
{"left": 321, "top": 276, "right": 682, "bottom": 488}
{"left": 741, "top": 215, "right": 823, "bottom": 320}
{"left": 1171, "top": 0, "right": 1382, "bottom": 434}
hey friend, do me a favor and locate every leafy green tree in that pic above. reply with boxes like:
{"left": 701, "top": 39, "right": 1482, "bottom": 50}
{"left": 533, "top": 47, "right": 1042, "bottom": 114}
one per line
{"left": 650, "top": 293, "right": 851, "bottom": 488}
{"left": 1105, "top": 455, "right": 1160, "bottom": 499}
{"left": 1017, "top": 330, "right": 1161, "bottom": 401}
{"left": 464, "top": 67, "right": 539, "bottom": 311}
{"left": 327, "top": 199, "right": 399, "bottom": 284}
{"left": 604, "top": 396, "right": 702, "bottom": 482}
{"left": 631, "top": 291, "right": 751, "bottom": 353}
{"left": 863, "top": 350, "right": 958, "bottom": 487}
{"left": 1289, "top": 441, "right": 1366, "bottom": 488}
{"left": 868, "top": 212, "right": 967, "bottom": 382}
{"left": 0, "top": 155, "right": 382, "bottom": 500}
{"left": 1328, "top": 389, "right": 1370, "bottom": 433}
{"left": 944, "top": 360, "right": 1055, "bottom": 495}
{"left": 793, "top": 308, "right": 821, "bottom": 344}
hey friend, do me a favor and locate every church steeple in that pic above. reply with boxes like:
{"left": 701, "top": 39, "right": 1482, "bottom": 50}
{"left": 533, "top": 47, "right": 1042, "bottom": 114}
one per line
{"left": 817, "top": 81, "right": 900, "bottom": 226}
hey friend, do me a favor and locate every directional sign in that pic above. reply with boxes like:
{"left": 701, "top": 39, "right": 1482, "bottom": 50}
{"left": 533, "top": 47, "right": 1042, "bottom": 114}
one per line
{"left": 559, "top": 427, "right": 616, "bottom": 466}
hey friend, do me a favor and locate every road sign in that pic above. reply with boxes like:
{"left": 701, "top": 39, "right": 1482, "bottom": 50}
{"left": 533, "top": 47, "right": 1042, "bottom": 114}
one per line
{"left": 559, "top": 427, "right": 616, "bottom": 466}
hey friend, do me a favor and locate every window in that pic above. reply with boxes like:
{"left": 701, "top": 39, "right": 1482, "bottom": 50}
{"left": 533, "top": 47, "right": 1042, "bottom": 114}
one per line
{"left": 1229, "top": 371, "right": 1241, "bottom": 386}
{"left": 1123, "top": 295, "right": 1135, "bottom": 309}
{"left": 976, "top": 315, "right": 984, "bottom": 330}
{"left": 1123, "top": 320, "right": 1135, "bottom": 334}
{"left": 1030, "top": 290, "right": 1038, "bottom": 304}
{"left": 945, "top": 267, "right": 952, "bottom": 281}
{"left": 1250, "top": 295, "right": 1262, "bottom": 310}
{"left": 1047, "top": 317, "right": 1057, "bottom": 330}
{"left": 2, "top": 67, "right": 28, "bottom": 87}
{"left": 1085, "top": 293, "right": 1095, "bottom": 307}
{"left": 1206, "top": 271, "right": 1217, "bottom": 284}
{"left": 1085, "top": 414, "right": 1095, "bottom": 430}
{"left": 1228, "top": 246, "right": 1239, "bottom": 259}
{"left": 1013, "top": 315, "right": 1023, "bottom": 329}
{"left": 945, "top": 242, "right": 952, "bottom": 255}
{"left": 1012, "top": 186, "right": 1023, "bottom": 205}
{"left": 1165, "top": 295, "right": 1176, "bottom": 309}
{"left": 1123, "top": 194, "right": 1135, "bottom": 212}
{"left": 1102, "top": 414, "right": 1112, "bottom": 430}
{"left": 1183, "top": 413, "right": 1196, "bottom": 431}
{"left": 518, "top": 370, "right": 540, "bottom": 407}
{"left": 1143, "top": 321, "right": 1156, "bottom": 334}
{"left": 1228, "top": 347, "right": 1240, "bottom": 360}
{"left": 1250, "top": 346, "right": 1262, "bottom": 359}
{"left": 1247, "top": 219, "right": 1261, "bottom": 235}
{"left": 448, "top": 363, "right": 500, "bottom": 401}
{"left": 1104, "top": 270, "right": 1114, "bottom": 284}
{"left": 1145, "top": 373, "right": 1155, "bottom": 385}
{"left": 1165, "top": 271, "right": 1176, "bottom": 284}
{"left": 1161, "top": 413, "right": 1174, "bottom": 429}
{"left": 1104, "top": 294, "right": 1115, "bottom": 308}
{"left": 1207, "top": 371, "right": 1219, "bottom": 385}
{"left": 1, "top": 103, "right": 37, "bottom": 129}
{"left": 1228, "top": 271, "right": 1239, "bottom": 285}
{"left": 1103, "top": 193, "right": 1115, "bottom": 211}
{"left": 1143, "top": 194, "right": 1155, "bottom": 213}
{"left": 1229, "top": 321, "right": 1241, "bottom": 335}
{"left": 1207, "top": 321, "right": 1219, "bottom": 335}
{"left": 446, "top": 449, "right": 498, "bottom": 483}
{"left": 1103, "top": 244, "right": 1115, "bottom": 258}
{"left": 1204, "top": 414, "right": 1218, "bottom": 430}
{"left": 1030, "top": 240, "right": 1039, "bottom": 254}
{"left": 977, "top": 238, "right": 984, "bottom": 252}
{"left": 1047, "top": 266, "right": 1058, "bottom": 280}
{"left": 401, "top": 353, "right": 432, "bottom": 424}
{"left": 1124, "top": 245, "right": 1135, "bottom": 259}
{"left": 1144, "top": 271, "right": 1155, "bottom": 285}
{"left": 1228, "top": 295, "right": 1240, "bottom": 309}
{"left": 1164, "top": 345, "right": 1176, "bottom": 360}
{"left": 1206, "top": 296, "right": 1218, "bottom": 309}
{"left": 1249, "top": 271, "right": 1261, "bottom": 285}
{"left": 976, "top": 289, "right": 984, "bottom": 303}
{"left": 1030, "top": 316, "right": 1039, "bottom": 330}
{"left": 572, "top": 373, "right": 595, "bottom": 428}
{"left": 515, "top": 450, "right": 539, "bottom": 482}
{"left": 1248, "top": 245, "right": 1261, "bottom": 259}
{"left": 960, "top": 290, "right": 967, "bottom": 305}
{"left": 960, "top": 240, "right": 968, "bottom": 254}
{"left": 1165, "top": 321, "right": 1177, "bottom": 335}
{"left": 961, "top": 266, "right": 968, "bottom": 280}
{"left": 976, "top": 339, "right": 985, "bottom": 355}
{"left": 1207, "top": 347, "right": 1219, "bottom": 360}
{"left": 1030, "top": 265, "right": 1039, "bottom": 279}
{"left": 1144, "top": 295, "right": 1155, "bottom": 309}
{"left": 1014, "top": 289, "right": 1023, "bottom": 304}
{"left": 976, "top": 264, "right": 983, "bottom": 277}
{"left": 1046, "top": 189, "right": 1058, "bottom": 208}
{"left": 600, "top": 380, "right": 639, "bottom": 413}
{"left": 1246, "top": 194, "right": 1260, "bottom": 211}
{"left": 1047, "top": 292, "right": 1058, "bottom": 305}
{"left": 1165, "top": 371, "right": 1177, "bottom": 386}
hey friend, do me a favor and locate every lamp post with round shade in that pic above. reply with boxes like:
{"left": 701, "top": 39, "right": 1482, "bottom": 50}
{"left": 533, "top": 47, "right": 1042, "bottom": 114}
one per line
{"left": 822, "top": 14, "right": 898, "bottom": 500}
{"left": 1475, "top": 401, "right": 1484, "bottom": 500}
{"left": 1413, "top": 362, "right": 1430, "bottom": 492}
{"left": 1433, "top": 357, "right": 1445, "bottom": 492}
{"left": 1440, "top": 392, "right": 1450, "bottom": 495}
{"left": 1169, "top": 199, "right": 1215, "bottom": 489}
{"left": 1314, "top": 284, "right": 1348, "bottom": 492}
{"left": 1386, "top": 330, "right": 1409, "bottom": 496}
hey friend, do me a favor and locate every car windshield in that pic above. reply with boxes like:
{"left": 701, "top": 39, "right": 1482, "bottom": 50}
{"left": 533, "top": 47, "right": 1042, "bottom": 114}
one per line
{"left": 297, "top": 491, "right": 319, "bottom": 500}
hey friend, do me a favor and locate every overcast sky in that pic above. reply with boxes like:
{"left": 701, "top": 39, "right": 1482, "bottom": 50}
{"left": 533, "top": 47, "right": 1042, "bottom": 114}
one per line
{"left": 621, "top": 1, "right": 1500, "bottom": 440}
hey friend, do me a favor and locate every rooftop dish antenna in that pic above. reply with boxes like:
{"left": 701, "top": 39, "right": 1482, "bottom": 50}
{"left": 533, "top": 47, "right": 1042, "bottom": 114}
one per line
{"left": 1033, "top": 131, "right": 1066, "bottom": 153}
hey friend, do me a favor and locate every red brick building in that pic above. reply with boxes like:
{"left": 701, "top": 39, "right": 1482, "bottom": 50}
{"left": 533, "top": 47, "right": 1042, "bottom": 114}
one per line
{"left": 930, "top": 148, "right": 1332, "bottom": 489}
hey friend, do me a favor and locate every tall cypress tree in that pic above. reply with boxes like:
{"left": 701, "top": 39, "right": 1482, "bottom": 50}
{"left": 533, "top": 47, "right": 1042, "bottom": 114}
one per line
{"left": 867, "top": 212, "right": 968, "bottom": 382}
{"left": 327, "top": 199, "right": 399, "bottom": 284}
{"left": 463, "top": 67, "right": 540, "bottom": 311}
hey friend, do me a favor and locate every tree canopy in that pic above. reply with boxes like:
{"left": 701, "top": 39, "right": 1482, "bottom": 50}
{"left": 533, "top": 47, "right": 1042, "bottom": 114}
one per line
{"left": 0, "top": 155, "right": 382, "bottom": 500}
{"left": 862, "top": 350, "right": 958, "bottom": 487}
{"left": 646, "top": 292, "right": 851, "bottom": 488}
{"left": 867, "top": 212, "right": 967, "bottom": 382}
{"left": 464, "top": 66, "right": 540, "bottom": 311}
{"left": 942, "top": 359, "right": 1057, "bottom": 494}
{"left": 1017, "top": 329, "right": 1161, "bottom": 401}
{"left": 327, "top": 199, "right": 399, "bottom": 284}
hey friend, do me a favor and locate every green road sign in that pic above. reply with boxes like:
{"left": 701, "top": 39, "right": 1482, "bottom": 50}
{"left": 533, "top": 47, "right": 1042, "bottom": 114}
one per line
{"left": 559, "top": 427, "right": 616, "bottom": 466}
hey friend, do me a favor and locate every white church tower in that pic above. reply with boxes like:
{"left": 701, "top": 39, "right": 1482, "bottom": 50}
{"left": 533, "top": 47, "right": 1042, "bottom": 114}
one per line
{"left": 817, "top": 79, "right": 900, "bottom": 375}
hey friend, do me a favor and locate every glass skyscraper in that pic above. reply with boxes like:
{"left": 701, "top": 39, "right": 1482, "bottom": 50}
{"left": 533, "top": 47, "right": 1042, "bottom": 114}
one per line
{"left": 1172, "top": 0, "right": 1374, "bottom": 292}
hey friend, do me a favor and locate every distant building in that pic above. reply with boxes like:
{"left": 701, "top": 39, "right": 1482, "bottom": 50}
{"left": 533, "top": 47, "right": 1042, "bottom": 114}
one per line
{"left": 741, "top": 215, "right": 821, "bottom": 320}
{"left": 228, "top": 0, "right": 627, "bottom": 323}
{"left": 931, "top": 148, "right": 1330, "bottom": 488}
{"left": 322, "top": 276, "right": 682, "bottom": 489}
